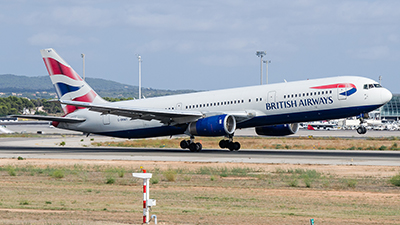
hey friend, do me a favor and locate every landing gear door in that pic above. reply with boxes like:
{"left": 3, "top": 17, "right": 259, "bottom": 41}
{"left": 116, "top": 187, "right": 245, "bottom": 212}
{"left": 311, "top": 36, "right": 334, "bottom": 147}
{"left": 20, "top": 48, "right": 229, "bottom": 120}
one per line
{"left": 338, "top": 84, "right": 348, "bottom": 100}
{"left": 102, "top": 114, "right": 110, "bottom": 125}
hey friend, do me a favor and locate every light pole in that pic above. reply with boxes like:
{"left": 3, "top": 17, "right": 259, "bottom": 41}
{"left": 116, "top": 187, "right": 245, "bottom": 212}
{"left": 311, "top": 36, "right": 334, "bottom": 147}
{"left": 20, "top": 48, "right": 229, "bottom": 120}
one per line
{"left": 137, "top": 55, "right": 142, "bottom": 99}
{"left": 263, "top": 60, "right": 271, "bottom": 84}
{"left": 256, "top": 51, "right": 266, "bottom": 85}
{"left": 81, "top": 53, "right": 85, "bottom": 80}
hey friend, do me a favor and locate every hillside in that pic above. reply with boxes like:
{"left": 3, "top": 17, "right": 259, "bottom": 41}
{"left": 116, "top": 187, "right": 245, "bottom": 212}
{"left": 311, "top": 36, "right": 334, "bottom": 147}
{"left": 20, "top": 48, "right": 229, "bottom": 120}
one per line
{"left": 0, "top": 74, "right": 197, "bottom": 99}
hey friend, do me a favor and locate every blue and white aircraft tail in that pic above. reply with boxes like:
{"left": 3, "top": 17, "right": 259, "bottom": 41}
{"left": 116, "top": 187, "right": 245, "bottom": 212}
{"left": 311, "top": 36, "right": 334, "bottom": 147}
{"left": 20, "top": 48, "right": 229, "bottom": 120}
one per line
{"left": 14, "top": 48, "right": 393, "bottom": 151}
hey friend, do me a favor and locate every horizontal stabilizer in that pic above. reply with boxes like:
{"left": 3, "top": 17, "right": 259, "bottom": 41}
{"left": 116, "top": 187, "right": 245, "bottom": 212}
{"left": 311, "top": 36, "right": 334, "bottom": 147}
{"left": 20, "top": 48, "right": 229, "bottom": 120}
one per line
{"left": 10, "top": 115, "right": 86, "bottom": 123}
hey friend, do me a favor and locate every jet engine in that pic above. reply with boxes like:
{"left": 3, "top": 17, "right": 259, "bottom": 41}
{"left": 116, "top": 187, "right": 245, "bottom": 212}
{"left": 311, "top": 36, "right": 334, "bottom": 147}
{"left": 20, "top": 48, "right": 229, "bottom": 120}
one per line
{"left": 189, "top": 114, "right": 236, "bottom": 136}
{"left": 255, "top": 123, "right": 299, "bottom": 136}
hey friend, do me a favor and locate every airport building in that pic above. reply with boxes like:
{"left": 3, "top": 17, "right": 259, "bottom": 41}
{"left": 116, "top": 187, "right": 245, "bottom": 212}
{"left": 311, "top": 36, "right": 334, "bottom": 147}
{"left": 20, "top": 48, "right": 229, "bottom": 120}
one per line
{"left": 381, "top": 94, "right": 400, "bottom": 120}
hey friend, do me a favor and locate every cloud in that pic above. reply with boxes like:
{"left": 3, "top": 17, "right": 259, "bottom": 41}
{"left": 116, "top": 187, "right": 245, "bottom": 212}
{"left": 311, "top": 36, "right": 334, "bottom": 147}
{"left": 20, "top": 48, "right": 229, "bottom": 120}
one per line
{"left": 348, "top": 46, "right": 390, "bottom": 60}
{"left": 28, "top": 33, "right": 83, "bottom": 46}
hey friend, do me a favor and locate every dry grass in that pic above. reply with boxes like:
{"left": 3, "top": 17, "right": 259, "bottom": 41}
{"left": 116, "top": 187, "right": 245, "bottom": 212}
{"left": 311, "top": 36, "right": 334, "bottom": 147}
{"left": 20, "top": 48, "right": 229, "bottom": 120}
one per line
{"left": 93, "top": 136, "right": 400, "bottom": 150}
{"left": 0, "top": 159, "right": 399, "bottom": 224}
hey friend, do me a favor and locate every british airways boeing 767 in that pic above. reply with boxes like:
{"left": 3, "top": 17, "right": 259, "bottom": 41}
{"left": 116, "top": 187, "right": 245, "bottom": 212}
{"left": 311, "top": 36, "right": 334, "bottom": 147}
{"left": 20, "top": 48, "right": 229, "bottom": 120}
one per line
{"left": 15, "top": 48, "right": 392, "bottom": 151}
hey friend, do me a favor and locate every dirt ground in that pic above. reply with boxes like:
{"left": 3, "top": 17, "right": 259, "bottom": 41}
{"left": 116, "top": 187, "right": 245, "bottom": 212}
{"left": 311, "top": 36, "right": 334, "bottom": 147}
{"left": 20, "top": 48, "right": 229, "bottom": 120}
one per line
{"left": 0, "top": 158, "right": 399, "bottom": 224}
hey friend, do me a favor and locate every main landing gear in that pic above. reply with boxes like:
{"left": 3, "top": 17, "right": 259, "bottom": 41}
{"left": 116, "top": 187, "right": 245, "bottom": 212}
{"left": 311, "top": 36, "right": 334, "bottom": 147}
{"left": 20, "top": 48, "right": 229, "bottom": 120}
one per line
{"left": 219, "top": 136, "right": 241, "bottom": 151}
{"left": 180, "top": 136, "right": 202, "bottom": 152}
{"left": 219, "top": 140, "right": 241, "bottom": 151}
{"left": 180, "top": 135, "right": 241, "bottom": 152}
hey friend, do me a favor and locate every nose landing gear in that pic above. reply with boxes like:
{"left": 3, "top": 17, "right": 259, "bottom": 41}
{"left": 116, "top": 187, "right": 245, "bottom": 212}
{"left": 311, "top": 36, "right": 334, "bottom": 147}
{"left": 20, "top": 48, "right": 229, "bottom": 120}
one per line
{"left": 356, "top": 117, "right": 367, "bottom": 135}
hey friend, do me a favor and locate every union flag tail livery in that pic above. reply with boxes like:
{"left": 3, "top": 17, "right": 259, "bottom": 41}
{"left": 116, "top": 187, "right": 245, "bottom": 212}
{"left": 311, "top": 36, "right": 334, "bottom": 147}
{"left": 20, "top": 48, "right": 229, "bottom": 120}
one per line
{"left": 40, "top": 48, "right": 106, "bottom": 115}
{"left": 12, "top": 48, "right": 393, "bottom": 152}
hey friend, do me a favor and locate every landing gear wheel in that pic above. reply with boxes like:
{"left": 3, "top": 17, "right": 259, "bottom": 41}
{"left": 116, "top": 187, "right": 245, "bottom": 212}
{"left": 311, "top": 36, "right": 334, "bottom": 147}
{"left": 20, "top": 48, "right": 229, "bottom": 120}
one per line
{"left": 357, "top": 126, "right": 367, "bottom": 134}
{"left": 189, "top": 143, "right": 197, "bottom": 152}
{"left": 180, "top": 140, "right": 190, "bottom": 149}
{"left": 195, "top": 143, "right": 202, "bottom": 152}
{"left": 233, "top": 142, "right": 241, "bottom": 151}
{"left": 219, "top": 140, "right": 229, "bottom": 148}
{"left": 228, "top": 142, "right": 235, "bottom": 151}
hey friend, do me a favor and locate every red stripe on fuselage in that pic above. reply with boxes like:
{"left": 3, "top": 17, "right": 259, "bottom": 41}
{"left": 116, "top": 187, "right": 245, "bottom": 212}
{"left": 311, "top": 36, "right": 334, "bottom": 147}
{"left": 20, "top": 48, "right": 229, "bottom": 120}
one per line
{"left": 310, "top": 83, "right": 356, "bottom": 89}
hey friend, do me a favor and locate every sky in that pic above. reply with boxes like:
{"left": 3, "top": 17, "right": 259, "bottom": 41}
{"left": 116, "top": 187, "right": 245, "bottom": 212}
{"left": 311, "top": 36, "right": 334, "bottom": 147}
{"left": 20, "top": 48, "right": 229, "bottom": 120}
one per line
{"left": 1, "top": 0, "right": 400, "bottom": 93}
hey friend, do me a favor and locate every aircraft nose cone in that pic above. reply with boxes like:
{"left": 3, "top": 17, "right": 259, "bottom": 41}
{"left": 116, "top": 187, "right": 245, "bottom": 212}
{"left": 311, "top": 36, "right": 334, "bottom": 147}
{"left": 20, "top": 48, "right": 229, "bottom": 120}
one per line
{"left": 381, "top": 88, "right": 392, "bottom": 104}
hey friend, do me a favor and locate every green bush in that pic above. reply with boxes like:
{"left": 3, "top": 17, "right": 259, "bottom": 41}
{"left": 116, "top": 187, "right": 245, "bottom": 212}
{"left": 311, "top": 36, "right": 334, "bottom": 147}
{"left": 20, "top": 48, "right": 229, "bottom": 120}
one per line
{"left": 52, "top": 170, "right": 65, "bottom": 179}
{"left": 379, "top": 145, "right": 388, "bottom": 151}
{"left": 346, "top": 179, "right": 357, "bottom": 188}
{"left": 389, "top": 174, "right": 400, "bottom": 186}
{"left": 151, "top": 175, "right": 159, "bottom": 184}
{"left": 163, "top": 169, "right": 177, "bottom": 182}
{"left": 106, "top": 177, "right": 115, "bottom": 184}
{"left": 7, "top": 167, "right": 16, "bottom": 176}
{"left": 289, "top": 178, "right": 298, "bottom": 187}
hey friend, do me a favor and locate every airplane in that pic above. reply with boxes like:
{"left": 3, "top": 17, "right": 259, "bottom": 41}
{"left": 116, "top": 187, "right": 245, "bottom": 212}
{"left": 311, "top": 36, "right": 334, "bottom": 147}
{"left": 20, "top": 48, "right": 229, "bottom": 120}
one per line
{"left": 14, "top": 48, "right": 393, "bottom": 151}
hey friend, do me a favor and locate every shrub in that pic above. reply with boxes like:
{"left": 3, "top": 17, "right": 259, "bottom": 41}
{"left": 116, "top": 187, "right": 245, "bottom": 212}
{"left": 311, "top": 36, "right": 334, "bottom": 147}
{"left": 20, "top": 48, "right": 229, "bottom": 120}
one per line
{"left": 163, "top": 169, "right": 177, "bottom": 182}
{"left": 7, "top": 166, "right": 16, "bottom": 176}
{"left": 379, "top": 145, "right": 388, "bottom": 151}
{"left": 19, "top": 200, "right": 29, "bottom": 205}
{"left": 346, "top": 179, "right": 357, "bottom": 188}
{"left": 17, "top": 156, "right": 24, "bottom": 160}
{"left": 106, "top": 177, "right": 115, "bottom": 184}
{"left": 151, "top": 176, "right": 159, "bottom": 184}
{"left": 289, "top": 178, "right": 298, "bottom": 187}
{"left": 389, "top": 174, "right": 400, "bottom": 186}
{"left": 52, "top": 170, "right": 65, "bottom": 179}
{"left": 117, "top": 168, "right": 125, "bottom": 178}
{"left": 304, "top": 178, "right": 312, "bottom": 188}
{"left": 59, "top": 141, "right": 66, "bottom": 146}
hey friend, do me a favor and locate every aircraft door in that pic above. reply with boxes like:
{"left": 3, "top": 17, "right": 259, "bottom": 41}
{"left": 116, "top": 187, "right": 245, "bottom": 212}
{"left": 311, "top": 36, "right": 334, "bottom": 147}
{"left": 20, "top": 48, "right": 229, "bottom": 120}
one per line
{"left": 102, "top": 114, "right": 110, "bottom": 125}
{"left": 337, "top": 84, "right": 349, "bottom": 100}
{"left": 176, "top": 103, "right": 182, "bottom": 110}
{"left": 267, "top": 91, "right": 276, "bottom": 103}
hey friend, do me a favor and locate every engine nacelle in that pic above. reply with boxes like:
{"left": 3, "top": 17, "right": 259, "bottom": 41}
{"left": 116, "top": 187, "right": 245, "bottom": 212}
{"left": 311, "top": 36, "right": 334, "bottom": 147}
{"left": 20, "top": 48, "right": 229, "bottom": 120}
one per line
{"left": 189, "top": 114, "right": 236, "bottom": 136}
{"left": 255, "top": 123, "right": 299, "bottom": 136}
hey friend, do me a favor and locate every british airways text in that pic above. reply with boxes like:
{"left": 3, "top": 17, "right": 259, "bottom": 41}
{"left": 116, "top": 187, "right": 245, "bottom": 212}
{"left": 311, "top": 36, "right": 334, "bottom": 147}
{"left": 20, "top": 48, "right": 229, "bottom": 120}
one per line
{"left": 266, "top": 96, "right": 334, "bottom": 110}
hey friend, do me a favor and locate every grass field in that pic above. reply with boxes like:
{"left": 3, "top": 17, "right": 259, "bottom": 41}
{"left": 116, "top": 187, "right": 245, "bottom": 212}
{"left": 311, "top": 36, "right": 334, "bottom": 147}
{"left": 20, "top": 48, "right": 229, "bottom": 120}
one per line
{"left": 0, "top": 159, "right": 399, "bottom": 224}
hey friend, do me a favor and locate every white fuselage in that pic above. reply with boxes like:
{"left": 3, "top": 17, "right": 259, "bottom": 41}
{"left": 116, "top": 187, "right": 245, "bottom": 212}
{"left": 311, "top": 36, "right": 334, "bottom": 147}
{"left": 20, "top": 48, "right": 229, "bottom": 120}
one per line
{"left": 58, "top": 76, "right": 392, "bottom": 138}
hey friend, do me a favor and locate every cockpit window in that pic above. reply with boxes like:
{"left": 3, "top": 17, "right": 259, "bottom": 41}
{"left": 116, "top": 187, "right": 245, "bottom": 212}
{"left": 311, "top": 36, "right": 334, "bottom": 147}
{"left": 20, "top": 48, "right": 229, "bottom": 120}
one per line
{"left": 364, "top": 83, "right": 382, "bottom": 90}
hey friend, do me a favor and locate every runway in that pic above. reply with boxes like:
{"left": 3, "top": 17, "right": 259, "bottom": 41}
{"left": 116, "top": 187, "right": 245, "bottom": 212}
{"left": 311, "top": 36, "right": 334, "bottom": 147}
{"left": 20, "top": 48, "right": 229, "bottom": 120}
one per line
{"left": 1, "top": 124, "right": 400, "bottom": 166}
{"left": 1, "top": 145, "right": 400, "bottom": 166}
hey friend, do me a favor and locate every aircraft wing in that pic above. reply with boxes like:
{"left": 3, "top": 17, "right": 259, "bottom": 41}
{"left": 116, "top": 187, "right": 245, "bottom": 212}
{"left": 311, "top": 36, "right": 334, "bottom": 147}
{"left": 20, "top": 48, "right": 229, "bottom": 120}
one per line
{"left": 59, "top": 100, "right": 204, "bottom": 124}
{"left": 10, "top": 115, "right": 86, "bottom": 123}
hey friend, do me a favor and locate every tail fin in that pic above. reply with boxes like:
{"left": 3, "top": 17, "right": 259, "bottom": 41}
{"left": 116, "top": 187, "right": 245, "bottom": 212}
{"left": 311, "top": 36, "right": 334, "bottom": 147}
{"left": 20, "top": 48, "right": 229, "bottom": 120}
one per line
{"left": 40, "top": 48, "right": 106, "bottom": 115}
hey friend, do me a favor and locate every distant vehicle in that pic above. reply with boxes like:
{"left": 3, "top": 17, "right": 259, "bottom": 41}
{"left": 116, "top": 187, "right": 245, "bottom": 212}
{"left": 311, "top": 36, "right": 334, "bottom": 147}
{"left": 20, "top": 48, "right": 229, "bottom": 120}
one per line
{"left": 14, "top": 48, "right": 392, "bottom": 151}
{"left": 306, "top": 121, "right": 337, "bottom": 130}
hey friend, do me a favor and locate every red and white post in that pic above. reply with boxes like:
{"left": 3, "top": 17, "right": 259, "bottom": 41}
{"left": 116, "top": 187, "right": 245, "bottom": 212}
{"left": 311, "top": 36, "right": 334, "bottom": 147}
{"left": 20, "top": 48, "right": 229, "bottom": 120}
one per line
{"left": 133, "top": 169, "right": 156, "bottom": 224}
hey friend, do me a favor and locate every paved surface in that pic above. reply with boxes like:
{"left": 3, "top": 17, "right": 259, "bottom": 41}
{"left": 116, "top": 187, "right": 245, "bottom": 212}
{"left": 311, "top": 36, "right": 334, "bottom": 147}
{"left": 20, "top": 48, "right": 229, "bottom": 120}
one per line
{"left": 0, "top": 145, "right": 399, "bottom": 166}
{"left": 1, "top": 124, "right": 400, "bottom": 166}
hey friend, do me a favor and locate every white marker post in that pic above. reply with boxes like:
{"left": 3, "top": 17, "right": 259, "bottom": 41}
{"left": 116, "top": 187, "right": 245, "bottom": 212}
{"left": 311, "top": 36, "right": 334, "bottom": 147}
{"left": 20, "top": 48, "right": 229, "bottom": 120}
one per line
{"left": 132, "top": 170, "right": 156, "bottom": 224}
